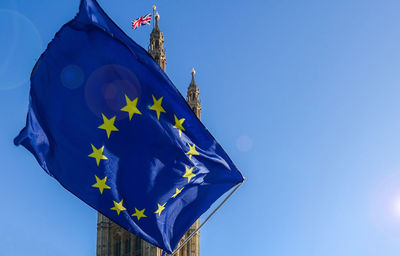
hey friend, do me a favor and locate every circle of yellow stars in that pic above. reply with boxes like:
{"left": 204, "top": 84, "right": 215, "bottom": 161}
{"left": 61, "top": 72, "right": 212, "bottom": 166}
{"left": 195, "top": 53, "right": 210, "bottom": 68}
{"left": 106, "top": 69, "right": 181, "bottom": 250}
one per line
{"left": 88, "top": 93, "right": 202, "bottom": 221}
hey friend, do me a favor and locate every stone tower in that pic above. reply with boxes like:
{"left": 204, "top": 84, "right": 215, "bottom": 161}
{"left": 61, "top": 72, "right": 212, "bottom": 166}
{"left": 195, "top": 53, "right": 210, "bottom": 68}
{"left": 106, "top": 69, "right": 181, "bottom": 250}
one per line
{"left": 96, "top": 11, "right": 200, "bottom": 256}
{"left": 187, "top": 69, "right": 201, "bottom": 119}
{"left": 148, "top": 12, "right": 166, "bottom": 71}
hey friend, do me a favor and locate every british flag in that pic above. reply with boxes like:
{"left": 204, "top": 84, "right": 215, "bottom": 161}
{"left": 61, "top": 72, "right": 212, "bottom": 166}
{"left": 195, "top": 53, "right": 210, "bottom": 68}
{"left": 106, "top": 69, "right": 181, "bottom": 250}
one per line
{"left": 132, "top": 13, "right": 152, "bottom": 30}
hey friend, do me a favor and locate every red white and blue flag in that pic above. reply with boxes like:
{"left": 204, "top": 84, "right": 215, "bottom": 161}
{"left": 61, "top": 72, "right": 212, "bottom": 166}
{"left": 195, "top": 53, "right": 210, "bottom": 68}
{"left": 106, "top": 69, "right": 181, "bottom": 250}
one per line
{"left": 132, "top": 13, "right": 152, "bottom": 30}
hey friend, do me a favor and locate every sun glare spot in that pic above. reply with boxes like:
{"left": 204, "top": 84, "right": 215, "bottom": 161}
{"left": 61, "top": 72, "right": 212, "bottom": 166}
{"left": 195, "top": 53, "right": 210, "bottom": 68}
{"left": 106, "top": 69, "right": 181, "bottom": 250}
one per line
{"left": 393, "top": 198, "right": 400, "bottom": 218}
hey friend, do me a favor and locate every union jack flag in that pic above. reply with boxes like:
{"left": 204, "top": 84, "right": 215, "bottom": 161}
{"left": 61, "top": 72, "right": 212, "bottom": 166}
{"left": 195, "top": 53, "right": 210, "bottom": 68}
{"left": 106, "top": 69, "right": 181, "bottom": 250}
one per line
{"left": 132, "top": 13, "right": 152, "bottom": 30}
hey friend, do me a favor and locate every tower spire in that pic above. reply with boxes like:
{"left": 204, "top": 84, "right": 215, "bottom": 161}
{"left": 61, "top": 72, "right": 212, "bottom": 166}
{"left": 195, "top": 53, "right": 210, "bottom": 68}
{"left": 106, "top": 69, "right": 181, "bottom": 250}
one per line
{"left": 149, "top": 11, "right": 166, "bottom": 71}
{"left": 152, "top": 5, "right": 156, "bottom": 28}
{"left": 187, "top": 68, "right": 201, "bottom": 119}
{"left": 154, "top": 12, "right": 160, "bottom": 29}
{"left": 191, "top": 68, "right": 196, "bottom": 84}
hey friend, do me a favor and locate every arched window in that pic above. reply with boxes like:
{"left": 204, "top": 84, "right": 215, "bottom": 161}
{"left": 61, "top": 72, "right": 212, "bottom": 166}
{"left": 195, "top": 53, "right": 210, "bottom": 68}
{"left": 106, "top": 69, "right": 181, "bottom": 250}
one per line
{"left": 186, "top": 243, "right": 191, "bottom": 256}
{"left": 125, "top": 236, "right": 131, "bottom": 254}
{"left": 135, "top": 236, "right": 142, "bottom": 255}
{"left": 115, "top": 236, "right": 122, "bottom": 256}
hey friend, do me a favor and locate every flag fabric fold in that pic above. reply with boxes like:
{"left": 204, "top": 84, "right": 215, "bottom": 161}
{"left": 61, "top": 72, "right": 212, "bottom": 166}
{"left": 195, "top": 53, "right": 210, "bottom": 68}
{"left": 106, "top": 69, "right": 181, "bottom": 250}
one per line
{"left": 14, "top": 0, "right": 244, "bottom": 253}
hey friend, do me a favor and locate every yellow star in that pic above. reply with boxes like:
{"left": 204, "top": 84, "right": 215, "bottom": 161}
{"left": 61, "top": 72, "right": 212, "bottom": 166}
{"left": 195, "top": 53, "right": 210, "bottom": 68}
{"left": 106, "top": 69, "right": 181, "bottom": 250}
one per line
{"left": 183, "top": 166, "right": 196, "bottom": 182}
{"left": 173, "top": 115, "right": 185, "bottom": 136}
{"left": 154, "top": 203, "right": 166, "bottom": 216}
{"left": 92, "top": 175, "right": 111, "bottom": 194}
{"left": 131, "top": 208, "right": 147, "bottom": 221}
{"left": 171, "top": 187, "right": 184, "bottom": 198}
{"left": 121, "top": 95, "right": 142, "bottom": 120}
{"left": 88, "top": 144, "right": 108, "bottom": 166}
{"left": 186, "top": 143, "right": 200, "bottom": 159}
{"left": 111, "top": 200, "right": 126, "bottom": 215}
{"left": 149, "top": 95, "right": 166, "bottom": 120}
{"left": 98, "top": 114, "right": 119, "bottom": 138}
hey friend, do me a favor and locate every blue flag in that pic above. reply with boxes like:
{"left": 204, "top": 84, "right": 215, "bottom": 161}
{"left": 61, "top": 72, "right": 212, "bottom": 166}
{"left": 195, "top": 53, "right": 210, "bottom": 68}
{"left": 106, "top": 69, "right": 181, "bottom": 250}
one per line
{"left": 14, "top": 0, "right": 243, "bottom": 253}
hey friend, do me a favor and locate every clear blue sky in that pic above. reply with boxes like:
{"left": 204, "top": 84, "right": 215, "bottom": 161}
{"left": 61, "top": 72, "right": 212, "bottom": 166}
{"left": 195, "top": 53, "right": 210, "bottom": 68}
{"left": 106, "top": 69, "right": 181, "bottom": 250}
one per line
{"left": 1, "top": 0, "right": 400, "bottom": 255}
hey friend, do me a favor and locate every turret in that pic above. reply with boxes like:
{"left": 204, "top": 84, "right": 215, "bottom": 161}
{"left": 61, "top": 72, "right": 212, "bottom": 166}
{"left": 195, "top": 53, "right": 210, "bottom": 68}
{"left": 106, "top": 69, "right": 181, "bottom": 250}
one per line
{"left": 149, "top": 12, "right": 166, "bottom": 71}
{"left": 187, "top": 68, "right": 201, "bottom": 119}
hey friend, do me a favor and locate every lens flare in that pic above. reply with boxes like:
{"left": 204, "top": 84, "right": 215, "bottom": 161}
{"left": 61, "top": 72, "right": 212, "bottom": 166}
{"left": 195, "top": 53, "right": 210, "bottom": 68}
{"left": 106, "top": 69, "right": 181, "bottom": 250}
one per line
{"left": 393, "top": 197, "right": 400, "bottom": 218}
{"left": 0, "top": 9, "right": 42, "bottom": 90}
{"left": 236, "top": 135, "right": 253, "bottom": 152}
{"left": 61, "top": 65, "right": 85, "bottom": 89}
{"left": 85, "top": 64, "right": 143, "bottom": 120}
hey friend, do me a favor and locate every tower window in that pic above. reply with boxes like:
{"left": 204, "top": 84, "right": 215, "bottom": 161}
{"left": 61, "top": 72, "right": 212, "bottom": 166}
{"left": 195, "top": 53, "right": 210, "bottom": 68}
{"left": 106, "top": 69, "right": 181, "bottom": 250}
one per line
{"left": 186, "top": 243, "right": 191, "bottom": 256}
{"left": 135, "top": 236, "right": 142, "bottom": 255}
{"left": 115, "top": 237, "right": 122, "bottom": 256}
{"left": 125, "top": 236, "right": 131, "bottom": 254}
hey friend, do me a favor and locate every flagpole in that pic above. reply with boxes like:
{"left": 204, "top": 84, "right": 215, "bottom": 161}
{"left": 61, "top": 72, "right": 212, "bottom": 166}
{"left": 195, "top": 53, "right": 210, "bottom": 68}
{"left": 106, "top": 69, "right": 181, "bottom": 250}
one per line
{"left": 170, "top": 178, "right": 246, "bottom": 255}
{"left": 152, "top": 5, "right": 156, "bottom": 28}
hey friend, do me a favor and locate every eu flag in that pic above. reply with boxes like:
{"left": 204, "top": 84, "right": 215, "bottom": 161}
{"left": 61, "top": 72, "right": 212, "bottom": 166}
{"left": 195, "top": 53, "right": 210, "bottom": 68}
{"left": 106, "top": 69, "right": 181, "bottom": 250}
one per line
{"left": 14, "top": 0, "right": 244, "bottom": 253}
